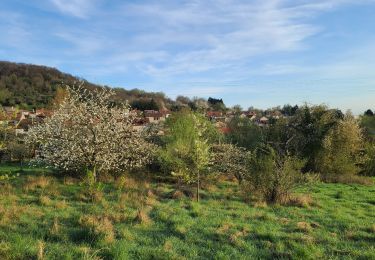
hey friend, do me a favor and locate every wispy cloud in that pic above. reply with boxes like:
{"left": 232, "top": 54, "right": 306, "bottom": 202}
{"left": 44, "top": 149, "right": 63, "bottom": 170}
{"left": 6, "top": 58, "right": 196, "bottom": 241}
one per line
{"left": 49, "top": 0, "right": 96, "bottom": 18}
{"left": 1, "top": 0, "right": 375, "bottom": 113}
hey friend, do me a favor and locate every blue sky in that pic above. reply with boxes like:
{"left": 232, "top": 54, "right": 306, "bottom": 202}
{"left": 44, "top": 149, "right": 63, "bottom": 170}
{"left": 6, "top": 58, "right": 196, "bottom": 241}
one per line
{"left": 1, "top": 0, "right": 375, "bottom": 113}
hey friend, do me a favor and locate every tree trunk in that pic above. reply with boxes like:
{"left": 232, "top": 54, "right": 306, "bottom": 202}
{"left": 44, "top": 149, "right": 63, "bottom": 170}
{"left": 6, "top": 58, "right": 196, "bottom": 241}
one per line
{"left": 92, "top": 166, "right": 97, "bottom": 183}
{"left": 20, "top": 159, "right": 23, "bottom": 172}
{"left": 196, "top": 171, "right": 200, "bottom": 202}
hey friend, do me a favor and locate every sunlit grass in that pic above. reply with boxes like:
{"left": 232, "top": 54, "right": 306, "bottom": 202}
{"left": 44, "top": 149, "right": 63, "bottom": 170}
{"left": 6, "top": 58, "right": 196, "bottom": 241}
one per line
{"left": 0, "top": 164, "right": 374, "bottom": 259}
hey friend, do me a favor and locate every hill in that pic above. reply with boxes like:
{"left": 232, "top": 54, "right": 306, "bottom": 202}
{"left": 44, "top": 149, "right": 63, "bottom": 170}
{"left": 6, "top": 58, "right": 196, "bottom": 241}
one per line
{"left": 0, "top": 61, "right": 173, "bottom": 110}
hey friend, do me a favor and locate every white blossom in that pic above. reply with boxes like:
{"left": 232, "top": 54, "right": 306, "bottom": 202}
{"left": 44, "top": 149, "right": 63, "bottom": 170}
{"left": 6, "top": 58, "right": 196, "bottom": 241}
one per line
{"left": 26, "top": 84, "right": 155, "bottom": 179}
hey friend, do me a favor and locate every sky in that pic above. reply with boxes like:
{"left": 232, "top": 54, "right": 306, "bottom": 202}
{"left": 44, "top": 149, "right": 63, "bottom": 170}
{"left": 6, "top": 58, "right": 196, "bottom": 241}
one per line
{"left": 1, "top": 0, "right": 375, "bottom": 113}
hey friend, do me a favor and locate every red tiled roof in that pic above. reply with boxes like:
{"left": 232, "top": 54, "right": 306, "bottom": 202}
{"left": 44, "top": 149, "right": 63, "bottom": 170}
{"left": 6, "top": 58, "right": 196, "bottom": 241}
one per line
{"left": 207, "top": 111, "right": 223, "bottom": 117}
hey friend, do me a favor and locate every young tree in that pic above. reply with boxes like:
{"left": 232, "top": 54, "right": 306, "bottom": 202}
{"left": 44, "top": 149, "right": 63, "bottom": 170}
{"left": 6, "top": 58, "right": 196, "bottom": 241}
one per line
{"left": 317, "top": 114, "right": 363, "bottom": 176}
{"left": 159, "top": 110, "right": 212, "bottom": 201}
{"left": 26, "top": 84, "right": 155, "bottom": 181}
{"left": 7, "top": 139, "right": 31, "bottom": 170}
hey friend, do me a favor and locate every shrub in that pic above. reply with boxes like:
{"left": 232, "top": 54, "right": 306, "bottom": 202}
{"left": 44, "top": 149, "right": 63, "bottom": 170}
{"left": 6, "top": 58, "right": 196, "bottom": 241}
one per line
{"left": 242, "top": 145, "right": 305, "bottom": 203}
{"left": 362, "top": 143, "right": 375, "bottom": 176}
{"left": 317, "top": 114, "right": 363, "bottom": 177}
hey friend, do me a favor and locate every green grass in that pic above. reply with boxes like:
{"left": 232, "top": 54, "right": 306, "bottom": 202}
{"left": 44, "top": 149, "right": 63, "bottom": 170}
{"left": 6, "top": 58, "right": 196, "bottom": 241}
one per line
{"left": 0, "top": 164, "right": 374, "bottom": 259}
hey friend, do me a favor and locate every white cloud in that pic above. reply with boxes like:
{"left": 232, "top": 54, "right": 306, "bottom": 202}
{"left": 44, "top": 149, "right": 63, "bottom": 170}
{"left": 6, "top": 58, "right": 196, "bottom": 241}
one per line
{"left": 109, "top": 0, "right": 359, "bottom": 76}
{"left": 50, "top": 0, "right": 96, "bottom": 18}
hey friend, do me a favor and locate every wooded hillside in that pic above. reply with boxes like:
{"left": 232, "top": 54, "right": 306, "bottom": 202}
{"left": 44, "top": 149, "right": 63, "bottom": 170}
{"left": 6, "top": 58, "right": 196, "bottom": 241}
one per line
{"left": 0, "top": 61, "right": 173, "bottom": 110}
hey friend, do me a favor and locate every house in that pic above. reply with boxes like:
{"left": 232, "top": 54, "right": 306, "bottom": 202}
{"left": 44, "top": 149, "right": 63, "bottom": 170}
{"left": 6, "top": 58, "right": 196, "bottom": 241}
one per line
{"left": 36, "top": 108, "right": 53, "bottom": 118}
{"left": 207, "top": 111, "right": 223, "bottom": 118}
{"left": 132, "top": 117, "right": 148, "bottom": 132}
{"left": 144, "top": 110, "right": 170, "bottom": 123}
{"left": 259, "top": 116, "right": 269, "bottom": 125}
{"left": 15, "top": 118, "right": 33, "bottom": 135}
{"left": 2, "top": 106, "right": 16, "bottom": 114}
{"left": 207, "top": 111, "right": 226, "bottom": 122}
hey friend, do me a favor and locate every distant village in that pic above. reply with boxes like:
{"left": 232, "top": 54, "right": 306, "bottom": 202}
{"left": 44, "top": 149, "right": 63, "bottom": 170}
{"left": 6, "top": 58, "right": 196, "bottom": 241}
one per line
{"left": 0, "top": 105, "right": 284, "bottom": 136}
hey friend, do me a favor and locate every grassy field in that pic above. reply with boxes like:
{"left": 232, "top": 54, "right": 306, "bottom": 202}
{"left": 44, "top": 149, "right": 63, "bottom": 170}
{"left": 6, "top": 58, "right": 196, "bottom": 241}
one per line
{"left": 0, "top": 164, "right": 374, "bottom": 259}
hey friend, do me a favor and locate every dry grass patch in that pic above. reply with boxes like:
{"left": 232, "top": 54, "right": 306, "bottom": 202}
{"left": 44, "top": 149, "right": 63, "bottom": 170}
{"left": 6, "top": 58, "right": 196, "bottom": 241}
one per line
{"left": 79, "top": 215, "right": 115, "bottom": 244}
{"left": 54, "top": 199, "right": 67, "bottom": 209}
{"left": 163, "top": 239, "right": 173, "bottom": 252}
{"left": 63, "top": 177, "right": 78, "bottom": 185}
{"left": 175, "top": 225, "right": 187, "bottom": 236}
{"left": 229, "top": 227, "right": 250, "bottom": 246}
{"left": 39, "top": 195, "right": 52, "bottom": 206}
{"left": 299, "top": 234, "right": 315, "bottom": 244}
{"left": 104, "top": 211, "right": 127, "bottom": 224}
{"left": 296, "top": 222, "right": 312, "bottom": 232}
{"left": 44, "top": 185, "right": 61, "bottom": 197}
{"left": 216, "top": 223, "right": 232, "bottom": 235}
{"left": 0, "top": 183, "right": 14, "bottom": 195}
{"left": 78, "top": 189, "right": 104, "bottom": 204}
{"left": 119, "top": 228, "right": 135, "bottom": 241}
{"left": 171, "top": 190, "right": 185, "bottom": 200}
{"left": 23, "top": 176, "right": 51, "bottom": 191}
{"left": 202, "top": 183, "right": 217, "bottom": 193}
{"left": 287, "top": 194, "right": 314, "bottom": 208}
{"left": 279, "top": 218, "right": 290, "bottom": 225}
{"left": 50, "top": 217, "right": 60, "bottom": 236}
{"left": 134, "top": 208, "right": 151, "bottom": 226}
{"left": 115, "top": 176, "right": 143, "bottom": 191}
{"left": 253, "top": 201, "right": 268, "bottom": 208}
{"left": 145, "top": 194, "right": 158, "bottom": 207}
{"left": 0, "top": 203, "right": 25, "bottom": 226}
{"left": 344, "top": 230, "right": 356, "bottom": 240}
{"left": 37, "top": 240, "right": 45, "bottom": 260}
{"left": 118, "top": 191, "right": 144, "bottom": 208}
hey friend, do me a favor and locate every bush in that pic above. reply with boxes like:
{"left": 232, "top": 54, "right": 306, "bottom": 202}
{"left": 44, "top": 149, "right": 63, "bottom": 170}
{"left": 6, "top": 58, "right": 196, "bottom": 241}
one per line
{"left": 242, "top": 146, "right": 305, "bottom": 203}
{"left": 362, "top": 143, "right": 375, "bottom": 176}
{"left": 317, "top": 114, "right": 363, "bottom": 177}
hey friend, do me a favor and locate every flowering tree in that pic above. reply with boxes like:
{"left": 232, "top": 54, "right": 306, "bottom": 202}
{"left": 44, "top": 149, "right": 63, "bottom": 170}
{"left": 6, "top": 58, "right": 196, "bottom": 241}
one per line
{"left": 211, "top": 143, "right": 250, "bottom": 184}
{"left": 26, "top": 84, "right": 154, "bottom": 181}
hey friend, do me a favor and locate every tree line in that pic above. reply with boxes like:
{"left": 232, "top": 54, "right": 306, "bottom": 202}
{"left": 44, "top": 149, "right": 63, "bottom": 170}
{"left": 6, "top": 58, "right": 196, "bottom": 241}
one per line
{"left": 1, "top": 84, "right": 371, "bottom": 205}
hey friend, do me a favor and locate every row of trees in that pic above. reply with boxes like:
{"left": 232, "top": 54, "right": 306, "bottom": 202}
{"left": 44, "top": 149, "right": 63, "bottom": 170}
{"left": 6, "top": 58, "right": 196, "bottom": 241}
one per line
{"left": 6, "top": 85, "right": 373, "bottom": 204}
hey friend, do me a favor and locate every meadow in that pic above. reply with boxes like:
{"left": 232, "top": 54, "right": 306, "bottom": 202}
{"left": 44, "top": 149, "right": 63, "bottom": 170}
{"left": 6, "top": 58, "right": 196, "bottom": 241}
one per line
{"left": 0, "top": 164, "right": 374, "bottom": 260}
